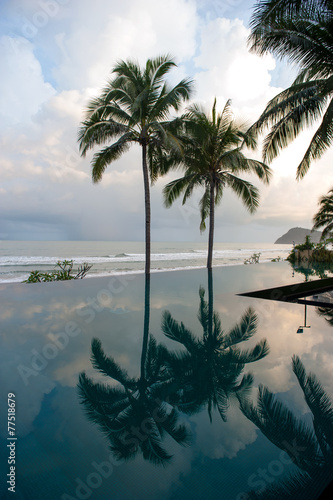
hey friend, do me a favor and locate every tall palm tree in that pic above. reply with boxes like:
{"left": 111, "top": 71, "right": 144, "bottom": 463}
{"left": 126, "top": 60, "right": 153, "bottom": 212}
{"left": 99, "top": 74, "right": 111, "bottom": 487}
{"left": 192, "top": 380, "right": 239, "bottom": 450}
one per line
{"left": 78, "top": 55, "right": 193, "bottom": 274}
{"left": 248, "top": 0, "right": 333, "bottom": 179}
{"left": 163, "top": 99, "right": 271, "bottom": 269}
{"left": 161, "top": 273, "right": 270, "bottom": 421}
{"left": 312, "top": 188, "right": 333, "bottom": 240}
{"left": 239, "top": 354, "right": 333, "bottom": 499}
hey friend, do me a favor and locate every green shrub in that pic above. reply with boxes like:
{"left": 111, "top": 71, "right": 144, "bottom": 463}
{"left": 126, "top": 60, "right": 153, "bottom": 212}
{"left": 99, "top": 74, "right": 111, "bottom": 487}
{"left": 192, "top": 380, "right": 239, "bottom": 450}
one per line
{"left": 23, "top": 260, "right": 92, "bottom": 283}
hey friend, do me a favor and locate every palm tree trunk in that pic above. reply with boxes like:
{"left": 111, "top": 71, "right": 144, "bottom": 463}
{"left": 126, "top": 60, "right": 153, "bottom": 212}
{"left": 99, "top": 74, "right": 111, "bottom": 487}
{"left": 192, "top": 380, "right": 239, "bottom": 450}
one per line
{"left": 140, "top": 273, "right": 151, "bottom": 388}
{"left": 207, "top": 180, "right": 215, "bottom": 269}
{"left": 142, "top": 142, "right": 151, "bottom": 275}
{"left": 208, "top": 268, "right": 213, "bottom": 339}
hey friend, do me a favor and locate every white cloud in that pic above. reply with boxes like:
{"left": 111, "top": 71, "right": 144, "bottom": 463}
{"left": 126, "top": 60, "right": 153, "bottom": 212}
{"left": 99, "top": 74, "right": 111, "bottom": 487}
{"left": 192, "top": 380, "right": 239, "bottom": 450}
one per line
{"left": 0, "top": 35, "right": 56, "bottom": 124}
{"left": 193, "top": 17, "right": 280, "bottom": 123}
{"left": 52, "top": 0, "right": 198, "bottom": 90}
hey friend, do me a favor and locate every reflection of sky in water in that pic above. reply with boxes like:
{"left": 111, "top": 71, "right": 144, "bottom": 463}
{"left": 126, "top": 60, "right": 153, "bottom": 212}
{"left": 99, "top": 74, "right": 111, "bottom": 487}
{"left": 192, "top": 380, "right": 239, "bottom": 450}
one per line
{"left": 0, "top": 262, "right": 332, "bottom": 499}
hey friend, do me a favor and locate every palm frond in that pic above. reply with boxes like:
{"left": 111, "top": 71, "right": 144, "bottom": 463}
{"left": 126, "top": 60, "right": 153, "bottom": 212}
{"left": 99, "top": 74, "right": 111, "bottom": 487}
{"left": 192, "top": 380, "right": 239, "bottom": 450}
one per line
{"left": 199, "top": 187, "right": 210, "bottom": 233}
{"left": 140, "top": 431, "right": 173, "bottom": 466}
{"left": 223, "top": 308, "right": 259, "bottom": 348}
{"left": 248, "top": 0, "right": 333, "bottom": 176}
{"left": 235, "top": 338, "right": 270, "bottom": 364}
{"left": 91, "top": 138, "right": 133, "bottom": 183}
{"left": 90, "top": 338, "right": 136, "bottom": 387}
{"left": 243, "top": 384, "right": 320, "bottom": 471}
{"left": 312, "top": 188, "right": 333, "bottom": 238}
{"left": 224, "top": 174, "right": 260, "bottom": 214}
{"left": 296, "top": 99, "right": 333, "bottom": 179}
{"left": 213, "top": 386, "right": 229, "bottom": 422}
{"left": 161, "top": 311, "right": 199, "bottom": 354}
{"left": 163, "top": 173, "right": 199, "bottom": 207}
{"left": 158, "top": 407, "right": 191, "bottom": 445}
{"left": 292, "top": 355, "right": 333, "bottom": 450}
{"left": 151, "top": 78, "right": 194, "bottom": 121}
{"left": 78, "top": 119, "right": 129, "bottom": 157}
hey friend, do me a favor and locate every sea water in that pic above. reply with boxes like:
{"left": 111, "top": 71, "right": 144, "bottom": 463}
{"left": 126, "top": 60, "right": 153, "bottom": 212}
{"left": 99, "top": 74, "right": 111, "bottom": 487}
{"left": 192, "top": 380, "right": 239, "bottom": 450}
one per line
{"left": 0, "top": 240, "right": 292, "bottom": 283}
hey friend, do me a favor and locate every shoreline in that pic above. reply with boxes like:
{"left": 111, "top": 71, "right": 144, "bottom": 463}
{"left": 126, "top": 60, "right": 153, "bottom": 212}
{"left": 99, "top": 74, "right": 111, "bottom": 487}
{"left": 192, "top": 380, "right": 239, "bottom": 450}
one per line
{"left": 0, "top": 258, "right": 289, "bottom": 285}
{"left": 0, "top": 241, "right": 292, "bottom": 284}
{"left": 0, "top": 260, "right": 291, "bottom": 288}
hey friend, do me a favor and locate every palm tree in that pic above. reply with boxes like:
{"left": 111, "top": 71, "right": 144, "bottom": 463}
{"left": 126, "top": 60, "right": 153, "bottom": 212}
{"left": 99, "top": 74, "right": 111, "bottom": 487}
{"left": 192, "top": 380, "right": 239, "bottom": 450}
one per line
{"left": 78, "top": 55, "right": 193, "bottom": 274}
{"left": 163, "top": 99, "right": 271, "bottom": 269}
{"left": 248, "top": 0, "right": 333, "bottom": 179}
{"left": 161, "top": 273, "right": 270, "bottom": 421}
{"left": 312, "top": 188, "right": 333, "bottom": 240}
{"left": 239, "top": 354, "right": 333, "bottom": 499}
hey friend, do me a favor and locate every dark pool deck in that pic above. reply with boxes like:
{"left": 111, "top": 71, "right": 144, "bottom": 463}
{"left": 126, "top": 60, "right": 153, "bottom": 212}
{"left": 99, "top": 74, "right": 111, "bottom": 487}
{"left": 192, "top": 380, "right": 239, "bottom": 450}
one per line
{"left": 239, "top": 276, "right": 333, "bottom": 308}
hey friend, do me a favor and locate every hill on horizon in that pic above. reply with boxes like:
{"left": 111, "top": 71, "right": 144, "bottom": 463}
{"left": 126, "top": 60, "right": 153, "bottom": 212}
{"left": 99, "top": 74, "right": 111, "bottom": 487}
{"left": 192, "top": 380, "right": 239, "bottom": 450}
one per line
{"left": 275, "top": 227, "right": 322, "bottom": 244}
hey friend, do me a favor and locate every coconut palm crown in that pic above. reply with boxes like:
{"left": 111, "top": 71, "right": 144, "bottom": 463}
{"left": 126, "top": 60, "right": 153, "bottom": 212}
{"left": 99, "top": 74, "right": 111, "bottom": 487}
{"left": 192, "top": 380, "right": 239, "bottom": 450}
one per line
{"left": 163, "top": 99, "right": 271, "bottom": 268}
{"left": 78, "top": 55, "right": 193, "bottom": 274}
{"left": 248, "top": 0, "right": 333, "bottom": 179}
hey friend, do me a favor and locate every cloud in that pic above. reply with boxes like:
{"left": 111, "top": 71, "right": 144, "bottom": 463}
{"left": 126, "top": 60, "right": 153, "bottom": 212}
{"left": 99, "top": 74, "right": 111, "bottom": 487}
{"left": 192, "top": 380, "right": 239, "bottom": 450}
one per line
{"left": 50, "top": 0, "right": 198, "bottom": 90}
{"left": 0, "top": 35, "right": 56, "bottom": 125}
{"left": 0, "top": 0, "right": 330, "bottom": 242}
{"left": 193, "top": 17, "right": 280, "bottom": 122}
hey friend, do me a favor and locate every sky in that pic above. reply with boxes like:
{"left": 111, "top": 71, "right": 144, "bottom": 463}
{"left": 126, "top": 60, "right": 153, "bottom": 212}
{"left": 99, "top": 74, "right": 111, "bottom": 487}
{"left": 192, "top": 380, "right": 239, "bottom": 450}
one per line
{"left": 0, "top": 0, "right": 332, "bottom": 243}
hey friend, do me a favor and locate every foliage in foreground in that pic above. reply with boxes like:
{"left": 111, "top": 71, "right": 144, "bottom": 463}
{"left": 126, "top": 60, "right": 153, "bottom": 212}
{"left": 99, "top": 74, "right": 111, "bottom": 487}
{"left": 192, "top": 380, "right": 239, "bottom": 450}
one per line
{"left": 248, "top": 0, "right": 333, "bottom": 179}
{"left": 23, "top": 260, "right": 92, "bottom": 283}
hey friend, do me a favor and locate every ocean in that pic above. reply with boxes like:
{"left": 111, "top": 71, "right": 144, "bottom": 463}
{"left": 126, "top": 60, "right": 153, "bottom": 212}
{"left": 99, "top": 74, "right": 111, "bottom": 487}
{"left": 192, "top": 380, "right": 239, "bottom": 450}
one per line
{"left": 0, "top": 240, "right": 292, "bottom": 283}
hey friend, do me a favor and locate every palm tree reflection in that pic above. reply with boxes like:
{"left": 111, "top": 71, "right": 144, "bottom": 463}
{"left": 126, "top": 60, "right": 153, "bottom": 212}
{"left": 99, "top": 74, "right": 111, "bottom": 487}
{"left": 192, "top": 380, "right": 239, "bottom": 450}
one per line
{"left": 162, "top": 270, "right": 270, "bottom": 421}
{"left": 77, "top": 276, "right": 191, "bottom": 466}
{"left": 77, "top": 270, "right": 270, "bottom": 466}
{"left": 239, "top": 355, "right": 333, "bottom": 499}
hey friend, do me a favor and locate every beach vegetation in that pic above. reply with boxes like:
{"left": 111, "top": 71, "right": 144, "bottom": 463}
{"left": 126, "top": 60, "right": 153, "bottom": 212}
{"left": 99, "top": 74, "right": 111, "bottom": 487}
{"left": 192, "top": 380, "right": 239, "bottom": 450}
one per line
{"left": 287, "top": 234, "right": 333, "bottom": 266}
{"left": 23, "top": 260, "right": 92, "bottom": 283}
{"left": 163, "top": 98, "right": 271, "bottom": 269}
{"left": 248, "top": 0, "right": 333, "bottom": 180}
{"left": 271, "top": 256, "right": 283, "bottom": 262}
{"left": 78, "top": 55, "right": 193, "bottom": 275}
{"left": 287, "top": 235, "right": 315, "bottom": 263}
{"left": 244, "top": 252, "right": 262, "bottom": 264}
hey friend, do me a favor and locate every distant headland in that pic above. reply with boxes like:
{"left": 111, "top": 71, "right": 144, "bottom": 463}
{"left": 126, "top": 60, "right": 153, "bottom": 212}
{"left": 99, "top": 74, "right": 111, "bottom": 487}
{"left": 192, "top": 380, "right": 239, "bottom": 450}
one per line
{"left": 275, "top": 227, "right": 322, "bottom": 244}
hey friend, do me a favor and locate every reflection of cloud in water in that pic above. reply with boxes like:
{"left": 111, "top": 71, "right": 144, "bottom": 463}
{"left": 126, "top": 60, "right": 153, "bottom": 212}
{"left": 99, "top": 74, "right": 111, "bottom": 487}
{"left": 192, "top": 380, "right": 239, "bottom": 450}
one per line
{"left": 224, "top": 295, "right": 332, "bottom": 393}
{"left": 193, "top": 406, "right": 257, "bottom": 460}
{"left": 2, "top": 264, "right": 333, "bottom": 497}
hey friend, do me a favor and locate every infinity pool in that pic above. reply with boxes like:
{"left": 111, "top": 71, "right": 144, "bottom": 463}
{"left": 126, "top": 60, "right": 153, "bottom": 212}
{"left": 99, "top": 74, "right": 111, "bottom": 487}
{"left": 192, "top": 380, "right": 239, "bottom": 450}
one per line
{"left": 0, "top": 262, "right": 332, "bottom": 499}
